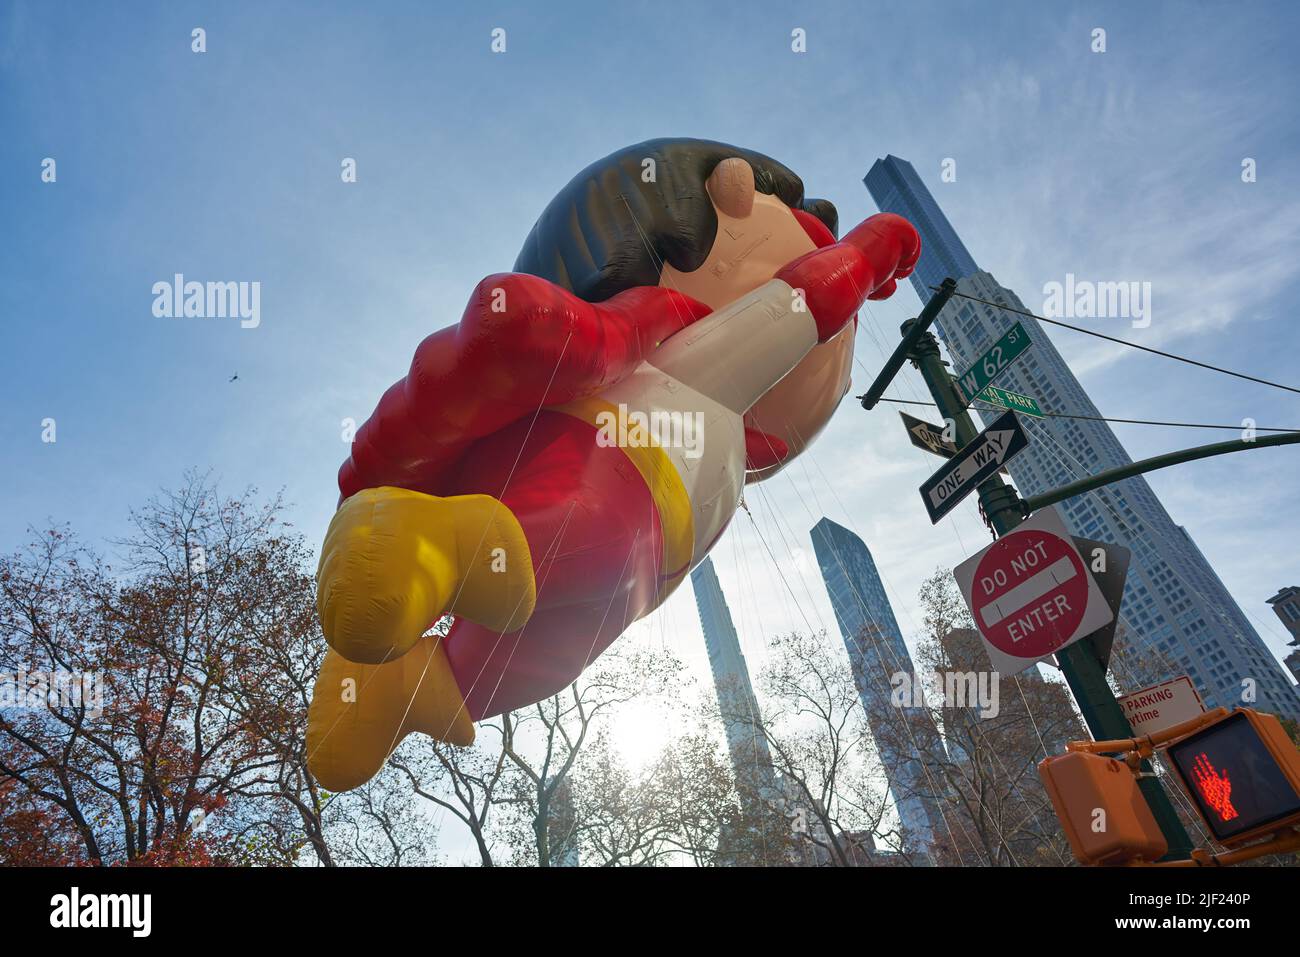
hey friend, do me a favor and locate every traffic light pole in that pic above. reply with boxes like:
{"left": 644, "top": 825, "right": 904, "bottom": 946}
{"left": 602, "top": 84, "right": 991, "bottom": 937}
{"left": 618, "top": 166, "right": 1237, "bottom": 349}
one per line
{"left": 1022, "top": 430, "right": 1300, "bottom": 513}
{"left": 866, "top": 279, "right": 1194, "bottom": 859}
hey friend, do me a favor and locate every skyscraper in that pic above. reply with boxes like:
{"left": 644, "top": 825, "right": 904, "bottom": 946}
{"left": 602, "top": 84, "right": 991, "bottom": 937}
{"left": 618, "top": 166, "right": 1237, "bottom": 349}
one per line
{"left": 690, "top": 556, "right": 780, "bottom": 804}
{"left": 546, "top": 778, "right": 580, "bottom": 867}
{"left": 691, "top": 557, "right": 831, "bottom": 866}
{"left": 1266, "top": 587, "right": 1300, "bottom": 683}
{"left": 691, "top": 553, "right": 915, "bottom": 868}
{"left": 865, "top": 155, "right": 1300, "bottom": 721}
{"left": 810, "top": 517, "right": 947, "bottom": 853}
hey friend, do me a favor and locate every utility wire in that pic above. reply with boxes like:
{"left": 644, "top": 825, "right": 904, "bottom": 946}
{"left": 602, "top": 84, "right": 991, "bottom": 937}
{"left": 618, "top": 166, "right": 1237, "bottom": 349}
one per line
{"left": 934, "top": 287, "right": 1300, "bottom": 397}
{"left": 869, "top": 396, "right": 1300, "bottom": 434}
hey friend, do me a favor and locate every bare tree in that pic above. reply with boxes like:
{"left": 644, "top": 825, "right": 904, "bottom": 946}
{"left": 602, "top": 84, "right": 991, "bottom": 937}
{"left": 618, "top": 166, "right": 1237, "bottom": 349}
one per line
{"left": 327, "top": 763, "right": 437, "bottom": 866}
{"left": 492, "top": 647, "right": 679, "bottom": 867}
{"left": 750, "top": 630, "right": 896, "bottom": 866}
{"left": 389, "top": 733, "right": 510, "bottom": 867}
{"left": 864, "top": 569, "right": 1078, "bottom": 866}
{"left": 558, "top": 730, "right": 671, "bottom": 866}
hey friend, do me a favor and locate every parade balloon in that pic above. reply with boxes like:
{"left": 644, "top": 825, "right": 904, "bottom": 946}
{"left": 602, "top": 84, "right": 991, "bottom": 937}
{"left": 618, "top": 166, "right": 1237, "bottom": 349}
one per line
{"left": 307, "top": 138, "right": 920, "bottom": 791}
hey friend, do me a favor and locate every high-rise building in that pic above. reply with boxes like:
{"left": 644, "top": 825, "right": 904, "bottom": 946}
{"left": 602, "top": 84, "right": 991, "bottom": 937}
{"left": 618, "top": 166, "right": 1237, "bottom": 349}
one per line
{"left": 938, "top": 627, "right": 1082, "bottom": 755}
{"left": 691, "top": 557, "right": 828, "bottom": 866}
{"left": 865, "top": 155, "right": 1300, "bottom": 722}
{"left": 1285, "top": 651, "right": 1300, "bottom": 686}
{"left": 546, "top": 778, "right": 579, "bottom": 867}
{"left": 690, "top": 556, "right": 779, "bottom": 801}
{"left": 1266, "top": 586, "right": 1300, "bottom": 643}
{"left": 810, "top": 517, "right": 947, "bottom": 853}
{"left": 1266, "top": 587, "right": 1300, "bottom": 683}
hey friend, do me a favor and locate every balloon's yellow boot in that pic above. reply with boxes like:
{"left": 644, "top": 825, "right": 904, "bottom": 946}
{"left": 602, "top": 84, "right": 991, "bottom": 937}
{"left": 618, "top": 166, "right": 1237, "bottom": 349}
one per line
{"left": 306, "top": 636, "right": 473, "bottom": 792}
{"left": 316, "top": 486, "right": 536, "bottom": 665}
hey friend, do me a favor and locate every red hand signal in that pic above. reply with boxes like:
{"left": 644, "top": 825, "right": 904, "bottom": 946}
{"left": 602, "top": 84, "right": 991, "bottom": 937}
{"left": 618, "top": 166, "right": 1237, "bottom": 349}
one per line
{"left": 1191, "top": 752, "right": 1238, "bottom": 822}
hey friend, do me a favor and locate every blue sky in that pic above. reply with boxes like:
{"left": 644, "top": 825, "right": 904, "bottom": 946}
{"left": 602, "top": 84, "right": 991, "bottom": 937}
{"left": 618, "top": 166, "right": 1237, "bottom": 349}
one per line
{"left": 3, "top": 0, "right": 1299, "bottom": 784}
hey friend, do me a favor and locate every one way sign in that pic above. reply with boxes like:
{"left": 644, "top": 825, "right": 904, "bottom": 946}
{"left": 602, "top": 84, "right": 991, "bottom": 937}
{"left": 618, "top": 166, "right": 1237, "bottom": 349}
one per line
{"left": 919, "top": 410, "right": 1028, "bottom": 523}
{"left": 900, "top": 411, "right": 957, "bottom": 459}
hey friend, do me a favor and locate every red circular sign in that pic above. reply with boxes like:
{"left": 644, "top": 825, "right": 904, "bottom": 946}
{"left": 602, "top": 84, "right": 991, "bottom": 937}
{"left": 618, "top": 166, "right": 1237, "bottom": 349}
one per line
{"left": 972, "top": 528, "right": 1088, "bottom": 659}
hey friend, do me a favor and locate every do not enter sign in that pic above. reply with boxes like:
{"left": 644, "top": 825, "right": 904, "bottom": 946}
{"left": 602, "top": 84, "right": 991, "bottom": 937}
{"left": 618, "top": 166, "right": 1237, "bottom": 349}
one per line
{"left": 953, "top": 507, "right": 1114, "bottom": 675}
{"left": 976, "top": 529, "right": 1087, "bottom": 657}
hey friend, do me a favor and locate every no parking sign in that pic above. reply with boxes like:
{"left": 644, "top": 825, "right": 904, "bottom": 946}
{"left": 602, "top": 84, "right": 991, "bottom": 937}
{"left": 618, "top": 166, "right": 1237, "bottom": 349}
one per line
{"left": 953, "top": 507, "right": 1114, "bottom": 675}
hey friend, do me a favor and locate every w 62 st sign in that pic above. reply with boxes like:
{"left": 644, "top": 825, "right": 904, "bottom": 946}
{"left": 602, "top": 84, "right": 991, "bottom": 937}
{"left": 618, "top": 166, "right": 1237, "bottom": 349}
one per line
{"left": 955, "top": 321, "right": 1032, "bottom": 404}
{"left": 953, "top": 507, "right": 1114, "bottom": 675}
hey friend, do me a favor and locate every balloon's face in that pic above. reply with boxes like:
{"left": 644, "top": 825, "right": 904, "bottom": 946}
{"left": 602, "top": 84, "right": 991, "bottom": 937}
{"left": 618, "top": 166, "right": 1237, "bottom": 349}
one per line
{"left": 657, "top": 156, "right": 855, "bottom": 478}
{"left": 658, "top": 187, "right": 816, "bottom": 309}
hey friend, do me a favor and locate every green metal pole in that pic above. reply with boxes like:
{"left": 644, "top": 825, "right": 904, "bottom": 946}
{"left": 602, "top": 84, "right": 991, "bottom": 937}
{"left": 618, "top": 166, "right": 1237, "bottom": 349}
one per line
{"left": 1023, "top": 431, "right": 1300, "bottom": 514}
{"left": 900, "top": 315, "right": 1194, "bottom": 860}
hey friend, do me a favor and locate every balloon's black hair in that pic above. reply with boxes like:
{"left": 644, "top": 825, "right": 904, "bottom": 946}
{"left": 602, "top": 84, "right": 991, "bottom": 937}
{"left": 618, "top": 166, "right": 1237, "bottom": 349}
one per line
{"left": 513, "top": 137, "right": 838, "bottom": 303}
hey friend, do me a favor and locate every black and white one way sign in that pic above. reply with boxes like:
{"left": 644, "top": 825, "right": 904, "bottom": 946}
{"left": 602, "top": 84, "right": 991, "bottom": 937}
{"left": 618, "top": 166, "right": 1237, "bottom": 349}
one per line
{"left": 918, "top": 410, "right": 1029, "bottom": 523}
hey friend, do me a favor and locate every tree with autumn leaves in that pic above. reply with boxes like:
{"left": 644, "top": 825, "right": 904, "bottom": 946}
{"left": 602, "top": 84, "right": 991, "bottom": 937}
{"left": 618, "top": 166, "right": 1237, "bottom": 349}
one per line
{"left": 0, "top": 473, "right": 381, "bottom": 865}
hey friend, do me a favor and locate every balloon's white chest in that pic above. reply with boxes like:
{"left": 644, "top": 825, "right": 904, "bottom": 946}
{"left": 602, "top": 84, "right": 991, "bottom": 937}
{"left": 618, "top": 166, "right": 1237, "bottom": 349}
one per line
{"left": 596, "top": 278, "right": 818, "bottom": 568}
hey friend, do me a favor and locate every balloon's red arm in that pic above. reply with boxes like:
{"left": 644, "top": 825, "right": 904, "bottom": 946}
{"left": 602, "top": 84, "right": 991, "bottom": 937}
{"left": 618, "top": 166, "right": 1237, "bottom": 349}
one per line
{"left": 339, "top": 275, "right": 713, "bottom": 498}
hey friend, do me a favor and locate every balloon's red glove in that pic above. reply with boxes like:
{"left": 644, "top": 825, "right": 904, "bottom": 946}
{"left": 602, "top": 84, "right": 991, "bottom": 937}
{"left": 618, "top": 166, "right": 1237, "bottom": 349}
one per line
{"left": 775, "top": 213, "right": 921, "bottom": 342}
{"left": 744, "top": 427, "right": 789, "bottom": 471}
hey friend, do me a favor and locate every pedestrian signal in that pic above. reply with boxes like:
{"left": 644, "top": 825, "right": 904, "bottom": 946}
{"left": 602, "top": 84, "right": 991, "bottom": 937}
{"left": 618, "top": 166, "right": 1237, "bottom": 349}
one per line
{"left": 1166, "top": 709, "right": 1300, "bottom": 847}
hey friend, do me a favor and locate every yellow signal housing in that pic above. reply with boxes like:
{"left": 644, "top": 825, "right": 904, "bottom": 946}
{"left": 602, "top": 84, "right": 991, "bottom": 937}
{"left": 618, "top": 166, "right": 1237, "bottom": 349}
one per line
{"left": 1039, "top": 751, "right": 1168, "bottom": 865}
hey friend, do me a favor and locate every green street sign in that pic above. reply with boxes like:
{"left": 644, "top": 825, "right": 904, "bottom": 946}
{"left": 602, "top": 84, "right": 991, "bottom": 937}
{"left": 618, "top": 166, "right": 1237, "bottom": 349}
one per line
{"left": 956, "top": 322, "right": 1032, "bottom": 404}
{"left": 977, "top": 383, "right": 1044, "bottom": 418}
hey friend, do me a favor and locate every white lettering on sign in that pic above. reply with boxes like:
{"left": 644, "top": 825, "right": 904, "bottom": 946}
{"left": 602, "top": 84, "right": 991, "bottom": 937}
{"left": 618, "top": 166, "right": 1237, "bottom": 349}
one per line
{"left": 1005, "top": 594, "right": 1071, "bottom": 642}
{"left": 912, "top": 425, "right": 946, "bottom": 454}
{"left": 953, "top": 507, "right": 1114, "bottom": 676}
{"left": 928, "top": 430, "right": 1016, "bottom": 506}
{"left": 979, "top": 553, "right": 1077, "bottom": 628}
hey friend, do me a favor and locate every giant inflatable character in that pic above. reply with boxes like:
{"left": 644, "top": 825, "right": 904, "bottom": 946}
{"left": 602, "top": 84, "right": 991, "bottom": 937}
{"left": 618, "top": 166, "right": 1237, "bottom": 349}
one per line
{"left": 307, "top": 138, "right": 920, "bottom": 790}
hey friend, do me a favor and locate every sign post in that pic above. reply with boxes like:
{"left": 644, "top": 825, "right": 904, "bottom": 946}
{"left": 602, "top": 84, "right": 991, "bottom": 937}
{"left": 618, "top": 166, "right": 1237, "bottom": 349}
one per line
{"left": 859, "top": 286, "right": 1194, "bottom": 858}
